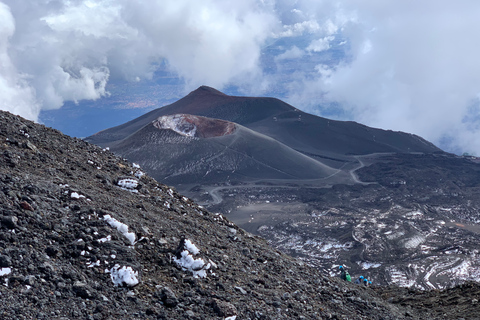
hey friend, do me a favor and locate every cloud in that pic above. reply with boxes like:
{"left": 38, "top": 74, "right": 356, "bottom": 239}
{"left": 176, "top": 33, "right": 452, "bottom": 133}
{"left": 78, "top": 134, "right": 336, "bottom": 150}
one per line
{"left": 306, "top": 36, "right": 334, "bottom": 52}
{"left": 0, "top": 2, "right": 39, "bottom": 120}
{"left": 0, "top": 0, "right": 279, "bottom": 121}
{"left": 275, "top": 46, "right": 304, "bottom": 61}
{"left": 276, "top": 0, "right": 480, "bottom": 154}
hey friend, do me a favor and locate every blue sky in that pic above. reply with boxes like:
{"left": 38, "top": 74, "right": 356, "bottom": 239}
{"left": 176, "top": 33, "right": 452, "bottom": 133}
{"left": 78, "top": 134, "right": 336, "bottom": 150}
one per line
{"left": 1, "top": 1, "right": 480, "bottom": 154}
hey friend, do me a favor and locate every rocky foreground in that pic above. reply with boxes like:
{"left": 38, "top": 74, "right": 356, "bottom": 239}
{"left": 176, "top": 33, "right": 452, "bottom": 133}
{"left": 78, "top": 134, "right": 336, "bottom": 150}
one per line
{"left": 0, "top": 110, "right": 479, "bottom": 319}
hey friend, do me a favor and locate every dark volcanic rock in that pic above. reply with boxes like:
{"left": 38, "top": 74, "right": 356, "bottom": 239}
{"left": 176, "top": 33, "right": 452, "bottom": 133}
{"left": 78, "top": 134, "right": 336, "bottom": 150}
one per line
{"left": 212, "top": 298, "right": 237, "bottom": 317}
{"left": 107, "top": 115, "right": 349, "bottom": 185}
{"left": 86, "top": 86, "right": 440, "bottom": 158}
{"left": 158, "top": 286, "right": 178, "bottom": 308}
{"left": 0, "top": 109, "right": 479, "bottom": 319}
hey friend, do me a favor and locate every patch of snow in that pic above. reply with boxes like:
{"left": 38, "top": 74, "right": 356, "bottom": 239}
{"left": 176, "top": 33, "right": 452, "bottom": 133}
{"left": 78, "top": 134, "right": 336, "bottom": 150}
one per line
{"left": 110, "top": 265, "right": 139, "bottom": 287}
{"left": 225, "top": 316, "right": 237, "bottom": 320}
{"left": 173, "top": 239, "right": 209, "bottom": 278}
{"left": 184, "top": 239, "right": 200, "bottom": 255}
{"left": 358, "top": 262, "right": 382, "bottom": 269}
{"left": 98, "top": 235, "right": 112, "bottom": 243}
{"left": 103, "top": 215, "right": 136, "bottom": 245}
{"left": 71, "top": 192, "right": 85, "bottom": 199}
{"left": 0, "top": 268, "right": 12, "bottom": 276}
{"left": 117, "top": 178, "right": 139, "bottom": 192}
{"left": 87, "top": 260, "right": 101, "bottom": 268}
{"left": 132, "top": 163, "right": 141, "bottom": 168}
{"left": 134, "top": 170, "right": 145, "bottom": 179}
{"left": 156, "top": 114, "right": 197, "bottom": 137}
{"left": 404, "top": 235, "right": 426, "bottom": 249}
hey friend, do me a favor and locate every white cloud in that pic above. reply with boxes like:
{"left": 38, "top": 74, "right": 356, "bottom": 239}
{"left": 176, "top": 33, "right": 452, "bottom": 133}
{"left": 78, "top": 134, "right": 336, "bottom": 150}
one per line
{"left": 306, "top": 36, "right": 334, "bottom": 52}
{"left": 279, "top": 0, "right": 480, "bottom": 154}
{"left": 0, "top": 0, "right": 279, "bottom": 121}
{"left": 0, "top": 2, "right": 39, "bottom": 119}
{"left": 276, "top": 20, "right": 321, "bottom": 37}
{"left": 275, "top": 46, "right": 304, "bottom": 61}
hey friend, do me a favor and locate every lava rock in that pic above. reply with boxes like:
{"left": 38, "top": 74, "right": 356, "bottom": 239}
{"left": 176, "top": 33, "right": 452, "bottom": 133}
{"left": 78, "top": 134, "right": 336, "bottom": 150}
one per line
{"left": 212, "top": 298, "right": 237, "bottom": 317}
{"left": 72, "top": 281, "right": 94, "bottom": 299}
{"left": 1, "top": 215, "right": 18, "bottom": 228}
{"left": 158, "top": 286, "right": 178, "bottom": 308}
{"left": 0, "top": 255, "right": 11, "bottom": 268}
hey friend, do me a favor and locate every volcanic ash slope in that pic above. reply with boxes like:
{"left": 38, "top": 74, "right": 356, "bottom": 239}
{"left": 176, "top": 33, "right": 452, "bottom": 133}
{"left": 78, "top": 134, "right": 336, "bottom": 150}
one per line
{"left": 0, "top": 110, "right": 411, "bottom": 319}
{"left": 1, "top": 110, "right": 480, "bottom": 319}
{"left": 109, "top": 114, "right": 351, "bottom": 186}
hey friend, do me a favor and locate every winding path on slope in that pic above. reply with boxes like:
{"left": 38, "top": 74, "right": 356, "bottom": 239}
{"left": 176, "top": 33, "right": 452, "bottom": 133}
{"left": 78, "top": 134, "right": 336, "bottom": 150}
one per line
{"left": 199, "top": 153, "right": 392, "bottom": 206}
{"left": 349, "top": 153, "right": 395, "bottom": 185}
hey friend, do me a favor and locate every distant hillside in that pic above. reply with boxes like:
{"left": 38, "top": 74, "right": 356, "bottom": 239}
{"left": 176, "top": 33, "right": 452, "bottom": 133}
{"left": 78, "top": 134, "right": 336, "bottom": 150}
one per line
{"left": 86, "top": 86, "right": 441, "bottom": 163}
{"left": 108, "top": 114, "right": 351, "bottom": 185}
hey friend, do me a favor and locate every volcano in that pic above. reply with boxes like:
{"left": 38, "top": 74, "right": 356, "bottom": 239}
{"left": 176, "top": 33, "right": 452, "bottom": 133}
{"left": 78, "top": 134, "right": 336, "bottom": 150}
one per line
{"left": 107, "top": 114, "right": 350, "bottom": 185}
{"left": 87, "top": 86, "right": 440, "bottom": 167}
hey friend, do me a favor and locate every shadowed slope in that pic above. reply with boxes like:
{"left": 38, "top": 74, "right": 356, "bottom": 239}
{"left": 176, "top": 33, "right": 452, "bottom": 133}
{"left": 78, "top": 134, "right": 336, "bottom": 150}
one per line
{"left": 109, "top": 114, "right": 350, "bottom": 185}
{"left": 86, "top": 86, "right": 441, "bottom": 161}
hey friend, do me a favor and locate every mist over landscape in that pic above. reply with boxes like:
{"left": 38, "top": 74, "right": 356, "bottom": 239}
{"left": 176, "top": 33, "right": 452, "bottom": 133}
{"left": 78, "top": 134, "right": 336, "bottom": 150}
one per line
{"left": 1, "top": 0, "right": 480, "bottom": 154}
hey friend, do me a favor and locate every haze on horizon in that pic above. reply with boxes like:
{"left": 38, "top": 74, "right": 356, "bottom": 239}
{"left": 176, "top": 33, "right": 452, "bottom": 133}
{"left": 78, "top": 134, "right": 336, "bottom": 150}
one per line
{"left": 1, "top": 0, "right": 480, "bottom": 155}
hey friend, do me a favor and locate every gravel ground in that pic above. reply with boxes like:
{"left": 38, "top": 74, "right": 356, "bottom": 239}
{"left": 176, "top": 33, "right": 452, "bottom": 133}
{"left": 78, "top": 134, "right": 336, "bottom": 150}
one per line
{"left": 1, "top": 110, "right": 479, "bottom": 319}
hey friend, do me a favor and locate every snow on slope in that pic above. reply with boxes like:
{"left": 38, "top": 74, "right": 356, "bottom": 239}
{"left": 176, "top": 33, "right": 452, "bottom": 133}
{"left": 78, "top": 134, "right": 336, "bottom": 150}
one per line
{"left": 154, "top": 114, "right": 197, "bottom": 137}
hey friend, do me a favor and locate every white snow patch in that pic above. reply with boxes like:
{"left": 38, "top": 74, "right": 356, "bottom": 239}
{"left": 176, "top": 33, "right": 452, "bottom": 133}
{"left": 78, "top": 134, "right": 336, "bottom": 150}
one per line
{"left": 134, "top": 170, "right": 145, "bottom": 179}
{"left": 404, "top": 235, "right": 426, "bottom": 249}
{"left": 71, "top": 192, "right": 85, "bottom": 199}
{"left": 225, "top": 316, "right": 237, "bottom": 320}
{"left": 156, "top": 114, "right": 197, "bottom": 137}
{"left": 173, "top": 239, "right": 209, "bottom": 278}
{"left": 184, "top": 239, "right": 200, "bottom": 255}
{"left": 132, "top": 163, "right": 141, "bottom": 168}
{"left": 0, "top": 268, "right": 12, "bottom": 276}
{"left": 110, "top": 265, "right": 139, "bottom": 287}
{"left": 103, "top": 215, "right": 136, "bottom": 245}
{"left": 117, "top": 178, "right": 139, "bottom": 192}
{"left": 358, "top": 262, "right": 382, "bottom": 269}
{"left": 87, "top": 260, "right": 101, "bottom": 268}
{"left": 98, "top": 235, "right": 112, "bottom": 243}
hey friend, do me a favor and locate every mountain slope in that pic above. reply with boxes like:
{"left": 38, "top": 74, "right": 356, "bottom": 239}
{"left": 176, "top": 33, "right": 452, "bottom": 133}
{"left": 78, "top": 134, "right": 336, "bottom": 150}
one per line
{"left": 108, "top": 114, "right": 350, "bottom": 186}
{"left": 86, "top": 86, "right": 441, "bottom": 162}
{"left": 2, "top": 112, "right": 480, "bottom": 319}
{"left": 1, "top": 109, "right": 455, "bottom": 320}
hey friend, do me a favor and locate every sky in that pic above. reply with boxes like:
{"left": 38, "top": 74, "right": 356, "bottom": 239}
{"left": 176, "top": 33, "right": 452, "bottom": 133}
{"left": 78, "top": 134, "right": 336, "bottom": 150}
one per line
{"left": 1, "top": 0, "right": 480, "bottom": 154}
